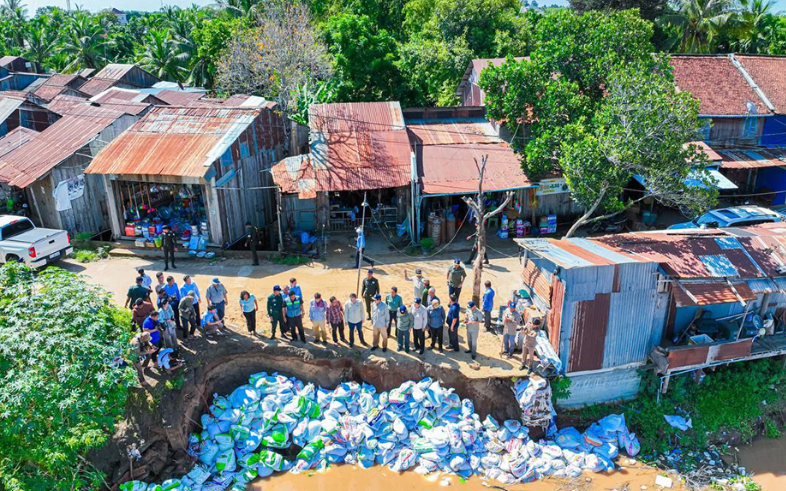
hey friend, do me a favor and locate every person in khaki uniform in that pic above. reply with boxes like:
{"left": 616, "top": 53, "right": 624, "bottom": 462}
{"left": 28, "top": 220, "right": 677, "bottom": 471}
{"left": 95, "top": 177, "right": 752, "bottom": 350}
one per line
{"left": 501, "top": 302, "right": 522, "bottom": 359}
{"left": 519, "top": 318, "right": 541, "bottom": 372}
{"left": 464, "top": 301, "right": 484, "bottom": 360}
{"left": 370, "top": 294, "right": 390, "bottom": 352}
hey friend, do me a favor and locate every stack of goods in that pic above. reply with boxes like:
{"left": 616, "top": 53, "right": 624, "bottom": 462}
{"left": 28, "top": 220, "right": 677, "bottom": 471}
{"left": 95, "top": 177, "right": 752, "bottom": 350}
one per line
{"left": 123, "top": 186, "right": 209, "bottom": 248}
{"left": 120, "top": 376, "right": 640, "bottom": 491}
{"left": 538, "top": 215, "right": 557, "bottom": 235}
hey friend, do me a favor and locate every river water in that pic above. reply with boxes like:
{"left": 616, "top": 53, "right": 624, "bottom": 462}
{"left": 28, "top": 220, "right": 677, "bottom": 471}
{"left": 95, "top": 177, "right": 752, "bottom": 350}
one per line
{"left": 251, "top": 435, "right": 786, "bottom": 491}
{"left": 736, "top": 435, "right": 786, "bottom": 490}
{"left": 253, "top": 461, "right": 686, "bottom": 491}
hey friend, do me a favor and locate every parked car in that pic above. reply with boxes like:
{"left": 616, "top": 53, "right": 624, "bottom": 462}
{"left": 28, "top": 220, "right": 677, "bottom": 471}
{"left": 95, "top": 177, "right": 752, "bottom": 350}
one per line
{"left": 668, "top": 206, "right": 785, "bottom": 230}
{"left": 0, "top": 215, "right": 72, "bottom": 267}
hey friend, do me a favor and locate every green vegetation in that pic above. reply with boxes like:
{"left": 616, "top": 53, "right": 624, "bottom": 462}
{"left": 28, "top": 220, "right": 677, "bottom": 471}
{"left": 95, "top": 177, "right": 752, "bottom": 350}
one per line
{"left": 0, "top": 262, "right": 135, "bottom": 491}
{"left": 71, "top": 233, "right": 111, "bottom": 263}
{"left": 270, "top": 253, "right": 311, "bottom": 265}
{"left": 569, "top": 360, "right": 786, "bottom": 457}
{"left": 481, "top": 9, "right": 718, "bottom": 237}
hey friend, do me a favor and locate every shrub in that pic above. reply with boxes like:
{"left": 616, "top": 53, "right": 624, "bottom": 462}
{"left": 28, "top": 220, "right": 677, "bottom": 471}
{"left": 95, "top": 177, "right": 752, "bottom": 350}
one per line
{"left": 0, "top": 263, "right": 135, "bottom": 490}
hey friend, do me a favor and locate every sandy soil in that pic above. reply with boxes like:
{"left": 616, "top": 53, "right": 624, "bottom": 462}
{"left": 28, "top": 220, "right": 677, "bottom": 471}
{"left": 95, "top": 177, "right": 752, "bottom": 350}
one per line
{"left": 62, "top": 239, "right": 534, "bottom": 380}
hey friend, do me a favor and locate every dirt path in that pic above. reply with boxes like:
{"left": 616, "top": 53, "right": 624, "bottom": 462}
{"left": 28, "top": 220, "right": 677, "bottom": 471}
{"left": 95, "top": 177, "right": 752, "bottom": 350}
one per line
{"left": 63, "top": 242, "right": 533, "bottom": 380}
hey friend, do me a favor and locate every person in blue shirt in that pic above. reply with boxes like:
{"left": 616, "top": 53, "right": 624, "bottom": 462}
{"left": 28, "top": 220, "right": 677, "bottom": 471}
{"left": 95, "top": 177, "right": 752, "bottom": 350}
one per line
{"left": 142, "top": 311, "right": 162, "bottom": 347}
{"left": 446, "top": 295, "right": 461, "bottom": 352}
{"left": 201, "top": 305, "right": 223, "bottom": 337}
{"left": 288, "top": 278, "right": 303, "bottom": 300}
{"left": 482, "top": 280, "right": 495, "bottom": 332}
{"left": 180, "top": 275, "right": 201, "bottom": 319}
{"left": 354, "top": 227, "right": 374, "bottom": 268}
{"left": 163, "top": 276, "right": 182, "bottom": 334}
{"left": 283, "top": 291, "right": 306, "bottom": 343}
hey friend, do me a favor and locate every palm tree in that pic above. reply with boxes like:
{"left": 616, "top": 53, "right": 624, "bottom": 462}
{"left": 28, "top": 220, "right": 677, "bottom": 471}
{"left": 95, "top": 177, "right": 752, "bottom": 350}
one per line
{"left": 25, "top": 24, "right": 57, "bottom": 66}
{"left": 734, "top": 0, "right": 774, "bottom": 53}
{"left": 213, "top": 0, "right": 263, "bottom": 18}
{"left": 2, "top": 0, "right": 27, "bottom": 48}
{"left": 137, "top": 28, "right": 188, "bottom": 83}
{"left": 60, "top": 12, "right": 108, "bottom": 71}
{"left": 660, "top": 0, "right": 735, "bottom": 53}
{"left": 1, "top": 0, "right": 27, "bottom": 18}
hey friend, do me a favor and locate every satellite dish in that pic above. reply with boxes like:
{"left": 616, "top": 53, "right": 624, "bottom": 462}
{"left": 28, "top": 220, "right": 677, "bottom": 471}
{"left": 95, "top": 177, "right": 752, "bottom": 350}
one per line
{"left": 745, "top": 101, "right": 757, "bottom": 115}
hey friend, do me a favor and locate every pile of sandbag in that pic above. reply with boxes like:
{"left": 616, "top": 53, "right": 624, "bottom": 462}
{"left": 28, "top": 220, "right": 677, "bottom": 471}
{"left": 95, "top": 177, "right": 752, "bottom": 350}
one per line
{"left": 120, "top": 375, "right": 640, "bottom": 491}
{"left": 513, "top": 377, "right": 553, "bottom": 428}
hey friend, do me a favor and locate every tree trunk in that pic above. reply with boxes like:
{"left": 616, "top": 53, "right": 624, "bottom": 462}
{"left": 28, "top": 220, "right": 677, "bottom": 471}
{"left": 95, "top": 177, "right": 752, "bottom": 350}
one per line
{"left": 471, "top": 218, "right": 487, "bottom": 306}
{"left": 563, "top": 191, "right": 605, "bottom": 239}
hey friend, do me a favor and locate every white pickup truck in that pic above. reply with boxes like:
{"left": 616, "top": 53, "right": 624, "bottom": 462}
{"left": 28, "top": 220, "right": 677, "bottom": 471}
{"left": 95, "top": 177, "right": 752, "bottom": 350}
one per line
{"left": 0, "top": 215, "right": 73, "bottom": 267}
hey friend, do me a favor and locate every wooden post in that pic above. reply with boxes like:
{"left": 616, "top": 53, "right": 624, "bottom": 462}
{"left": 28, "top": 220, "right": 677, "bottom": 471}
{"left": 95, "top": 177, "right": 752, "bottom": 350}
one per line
{"left": 275, "top": 188, "right": 284, "bottom": 252}
{"left": 355, "top": 191, "right": 368, "bottom": 296}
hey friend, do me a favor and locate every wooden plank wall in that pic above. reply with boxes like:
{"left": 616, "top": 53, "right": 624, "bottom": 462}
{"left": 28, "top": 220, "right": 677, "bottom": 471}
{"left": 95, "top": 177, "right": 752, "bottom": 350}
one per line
{"left": 50, "top": 152, "right": 109, "bottom": 235}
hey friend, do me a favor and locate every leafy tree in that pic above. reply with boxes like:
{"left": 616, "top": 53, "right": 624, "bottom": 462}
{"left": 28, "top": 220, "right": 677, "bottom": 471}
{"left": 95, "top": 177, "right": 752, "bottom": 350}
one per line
{"left": 60, "top": 12, "right": 109, "bottom": 71}
{"left": 397, "top": 33, "right": 473, "bottom": 106}
{"left": 137, "top": 28, "right": 188, "bottom": 83}
{"left": 290, "top": 78, "right": 340, "bottom": 126}
{"left": 322, "top": 13, "right": 403, "bottom": 101}
{"left": 659, "top": 0, "right": 735, "bottom": 53}
{"left": 0, "top": 263, "right": 134, "bottom": 491}
{"left": 569, "top": 0, "right": 667, "bottom": 20}
{"left": 732, "top": 0, "right": 776, "bottom": 53}
{"left": 24, "top": 22, "right": 58, "bottom": 66}
{"left": 191, "top": 17, "right": 246, "bottom": 90}
{"left": 481, "top": 10, "right": 717, "bottom": 237}
{"left": 431, "top": 0, "right": 523, "bottom": 55}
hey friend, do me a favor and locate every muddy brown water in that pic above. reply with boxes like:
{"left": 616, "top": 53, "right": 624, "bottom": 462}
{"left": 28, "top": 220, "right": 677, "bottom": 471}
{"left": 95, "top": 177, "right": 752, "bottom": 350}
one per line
{"left": 736, "top": 435, "right": 786, "bottom": 490}
{"left": 254, "top": 462, "right": 685, "bottom": 491}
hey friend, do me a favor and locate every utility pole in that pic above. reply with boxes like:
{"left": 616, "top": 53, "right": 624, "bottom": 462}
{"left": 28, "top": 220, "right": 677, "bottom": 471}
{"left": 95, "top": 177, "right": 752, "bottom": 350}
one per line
{"left": 462, "top": 155, "right": 514, "bottom": 305}
{"left": 355, "top": 191, "right": 368, "bottom": 296}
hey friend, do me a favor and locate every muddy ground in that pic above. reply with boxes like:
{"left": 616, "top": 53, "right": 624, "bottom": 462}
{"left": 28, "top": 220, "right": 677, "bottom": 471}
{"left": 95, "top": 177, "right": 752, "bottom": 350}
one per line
{"left": 73, "top": 236, "right": 536, "bottom": 486}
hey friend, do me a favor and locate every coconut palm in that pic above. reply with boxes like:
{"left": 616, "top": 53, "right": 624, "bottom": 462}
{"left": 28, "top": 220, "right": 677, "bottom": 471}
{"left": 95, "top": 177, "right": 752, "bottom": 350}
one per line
{"left": 60, "top": 12, "right": 108, "bottom": 71}
{"left": 734, "top": 0, "right": 775, "bottom": 53}
{"left": 137, "top": 28, "right": 188, "bottom": 83}
{"left": 213, "top": 0, "right": 263, "bottom": 18}
{"left": 25, "top": 24, "right": 58, "bottom": 66}
{"left": 1, "top": 0, "right": 27, "bottom": 18}
{"left": 660, "top": 0, "right": 735, "bottom": 53}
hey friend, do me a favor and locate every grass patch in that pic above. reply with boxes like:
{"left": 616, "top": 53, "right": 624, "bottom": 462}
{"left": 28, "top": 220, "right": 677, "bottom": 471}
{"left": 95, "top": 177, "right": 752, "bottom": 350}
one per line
{"left": 164, "top": 373, "right": 185, "bottom": 391}
{"left": 270, "top": 254, "right": 311, "bottom": 265}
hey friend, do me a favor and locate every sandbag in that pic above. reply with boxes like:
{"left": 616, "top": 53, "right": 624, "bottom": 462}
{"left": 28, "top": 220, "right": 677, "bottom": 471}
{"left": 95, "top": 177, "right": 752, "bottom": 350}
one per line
{"left": 215, "top": 449, "right": 237, "bottom": 473}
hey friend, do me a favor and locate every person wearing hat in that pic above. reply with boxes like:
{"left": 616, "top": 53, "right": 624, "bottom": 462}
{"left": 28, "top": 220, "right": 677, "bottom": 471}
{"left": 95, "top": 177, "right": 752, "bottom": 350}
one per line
{"left": 137, "top": 268, "right": 152, "bottom": 291}
{"left": 206, "top": 277, "right": 228, "bottom": 321}
{"left": 446, "top": 295, "right": 461, "bottom": 352}
{"left": 403, "top": 268, "right": 427, "bottom": 300}
{"left": 179, "top": 290, "right": 198, "bottom": 338}
{"left": 344, "top": 293, "right": 367, "bottom": 347}
{"left": 464, "top": 301, "right": 484, "bottom": 360}
{"left": 283, "top": 290, "right": 307, "bottom": 343}
{"left": 126, "top": 276, "right": 151, "bottom": 309}
{"left": 519, "top": 317, "right": 541, "bottom": 372}
{"left": 370, "top": 293, "right": 390, "bottom": 352}
{"left": 267, "top": 285, "right": 287, "bottom": 340}
{"left": 427, "top": 298, "right": 446, "bottom": 352}
{"left": 396, "top": 305, "right": 414, "bottom": 353}
{"left": 361, "top": 269, "right": 380, "bottom": 321}
{"left": 244, "top": 222, "right": 260, "bottom": 266}
{"left": 180, "top": 275, "right": 201, "bottom": 321}
{"left": 161, "top": 225, "right": 177, "bottom": 271}
{"left": 501, "top": 301, "right": 522, "bottom": 359}
{"left": 446, "top": 259, "right": 467, "bottom": 302}
{"left": 354, "top": 226, "right": 374, "bottom": 268}
{"left": 130, "top": 331, "right": 157, "bottom": 382}
{"left": 411, "top": 298, "right": 428, "bottom": 355}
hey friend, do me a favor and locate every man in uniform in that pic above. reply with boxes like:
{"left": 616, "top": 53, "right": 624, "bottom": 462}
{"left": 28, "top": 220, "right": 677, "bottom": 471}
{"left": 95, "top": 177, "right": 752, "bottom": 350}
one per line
{"left": 266, "top": 285, "right": 287, "bottom": 340}
{"left": 245, "top": 222, "right": 260, "bottom": 266}
{"left": 161, "top": 225, "right": 177, "bottom": 271}
{"left": 361, "top": 269, "right": 380, "bottom": 321}
{"left": 446, "top": 258, "right": 467, "bottom": 302}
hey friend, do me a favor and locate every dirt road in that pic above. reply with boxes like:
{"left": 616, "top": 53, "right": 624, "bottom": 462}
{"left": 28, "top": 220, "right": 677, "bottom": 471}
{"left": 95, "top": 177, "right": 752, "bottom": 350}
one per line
{"left": 62, "top": 243, "right": 534, "bottom": 380}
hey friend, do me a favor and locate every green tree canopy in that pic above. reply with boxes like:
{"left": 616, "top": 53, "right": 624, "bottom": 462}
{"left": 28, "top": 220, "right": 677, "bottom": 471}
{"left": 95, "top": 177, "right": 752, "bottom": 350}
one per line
{"left": 0, "top": 264, "right": 134, "bottom": 490}
{"left": 480, "top": 9, "right": 717, "bottom": 237}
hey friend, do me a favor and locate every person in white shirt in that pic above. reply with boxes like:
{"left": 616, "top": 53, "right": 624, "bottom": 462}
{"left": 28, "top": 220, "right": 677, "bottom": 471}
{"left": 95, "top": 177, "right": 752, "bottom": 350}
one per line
{"left": 137, "top": 268, "right": 152, "bottom": 291}
{"left": 403, "top": 268, "right": 427, "bottom": 301}
{"left": 344, "top": 293, "right": 367, "bottom": 347}
{"left": 411, "top": 297, "right": 428, "bottom": 355}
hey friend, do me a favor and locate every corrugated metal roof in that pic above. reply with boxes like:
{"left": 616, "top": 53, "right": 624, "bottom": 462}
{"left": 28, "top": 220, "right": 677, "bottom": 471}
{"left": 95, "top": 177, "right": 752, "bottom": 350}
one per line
{"left": 672, "top": 282, "right": 756, "bottom": 306}
{"left": 91, "top": 64, "right": 135, "bottom": 80}
{"left": 715, "top": 147, "right": 786, "bottom": 169}
{"left": 0, "top": 126, "right": 38, "bottom": 159}
{"left": 308, "top": 102, "right": 412, "bottom": 191}
{"left": 0, "top": 104, "right": 130, "bottom": 188}
{"left": 85, "top": 106, "right": 265, "bottom": 178}
{"left": 689, "top": 141, "right": 721, "bottom": 161}
{"left": 78, "top": 78, "right": 120, "bottom": 96}
{"left": 407, "top": 120, "right": 501, "bottom": 146}
{"left": 270, "top": 154, "right": 317, "bottom": 199}
{"left": 46, "top": 94, "right": 88, "bottom": 115}
{"left": 0, "top": 97, "right": 24, "bottom": 124}
{"left": 155, "top": 89, "right": 206, "bottom": 106}
{"left": 516, "top": 237, "right": 649, "bottom": 269}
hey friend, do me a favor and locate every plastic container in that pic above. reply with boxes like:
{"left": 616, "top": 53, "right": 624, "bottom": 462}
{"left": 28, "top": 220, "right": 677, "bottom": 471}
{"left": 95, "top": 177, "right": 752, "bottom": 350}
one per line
{"left": 155, "top": 223, "right": 163, "bottom": 234}
{"left": 154, "top": 237, "right": 162, "bottom": 248}
{"left": 124, "top": 225, "right": 136, "bottom": 237}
